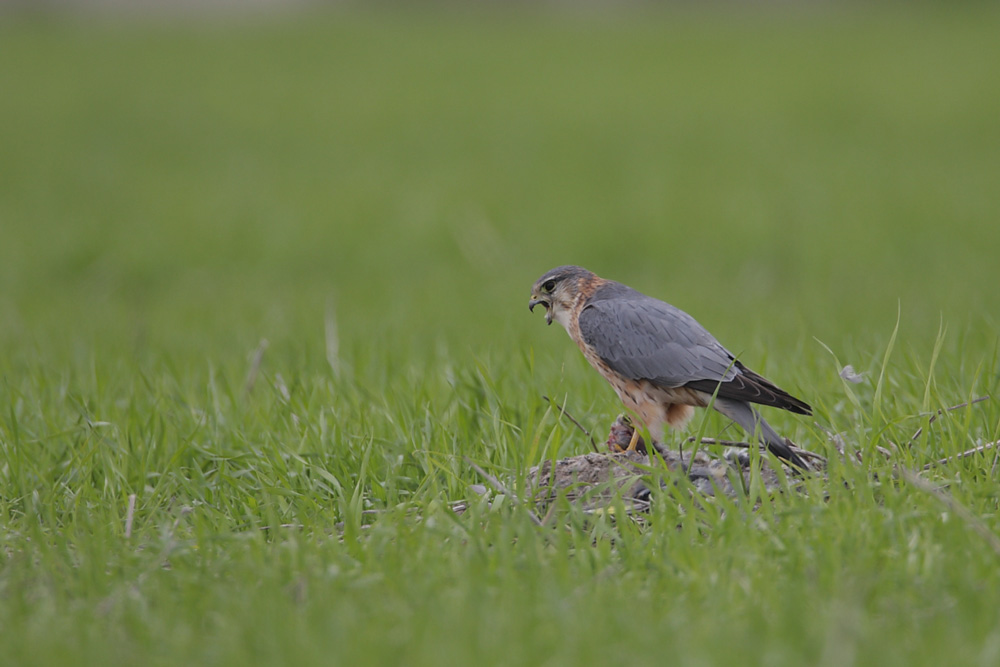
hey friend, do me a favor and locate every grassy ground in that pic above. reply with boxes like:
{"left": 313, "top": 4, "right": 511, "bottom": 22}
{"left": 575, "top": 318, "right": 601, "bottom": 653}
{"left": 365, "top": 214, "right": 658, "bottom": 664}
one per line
{"left": 2, "top": 6, "right": 1000, "bottom": 665}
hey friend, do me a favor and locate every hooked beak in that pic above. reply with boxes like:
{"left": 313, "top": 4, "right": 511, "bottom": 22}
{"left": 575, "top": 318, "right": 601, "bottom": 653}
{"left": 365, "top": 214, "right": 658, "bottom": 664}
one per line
{"left": 528, "top": 297, "right": 553, "bottom": 325}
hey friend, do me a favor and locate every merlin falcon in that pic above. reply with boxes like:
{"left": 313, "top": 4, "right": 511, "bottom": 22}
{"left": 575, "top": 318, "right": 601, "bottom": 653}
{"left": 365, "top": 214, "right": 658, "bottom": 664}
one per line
{"left": 529, "top": 265, "right": 812, "bottom": 469}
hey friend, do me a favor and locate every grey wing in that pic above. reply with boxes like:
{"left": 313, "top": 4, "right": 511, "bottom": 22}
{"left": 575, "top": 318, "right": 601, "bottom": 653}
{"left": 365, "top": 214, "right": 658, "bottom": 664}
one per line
{"left": 578, "top": 288, "right": 813, "bottom": 415}
{"left": 577, "top": 293, "right": 739, "bottom": 388}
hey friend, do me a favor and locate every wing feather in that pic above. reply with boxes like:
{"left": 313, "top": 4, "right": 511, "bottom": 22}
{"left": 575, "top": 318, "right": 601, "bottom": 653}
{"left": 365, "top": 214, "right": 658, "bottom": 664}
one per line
{"left": 578, "top": 284, "right": 738, "bottom": 388}
{"left": 577, "top": 282, "right": 812, "bottom": 415}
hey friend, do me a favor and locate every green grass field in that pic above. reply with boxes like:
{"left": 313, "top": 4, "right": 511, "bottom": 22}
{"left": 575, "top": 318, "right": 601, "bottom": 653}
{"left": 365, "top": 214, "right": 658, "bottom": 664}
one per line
{"left": 2, "top": 6, "right": 1000, "bottom": 665}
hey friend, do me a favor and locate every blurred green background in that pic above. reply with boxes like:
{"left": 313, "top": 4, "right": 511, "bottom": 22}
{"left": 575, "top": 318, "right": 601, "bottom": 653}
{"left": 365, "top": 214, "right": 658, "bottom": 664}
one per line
{"left": 3, "top": 6, "right": 997, "bottom": 371}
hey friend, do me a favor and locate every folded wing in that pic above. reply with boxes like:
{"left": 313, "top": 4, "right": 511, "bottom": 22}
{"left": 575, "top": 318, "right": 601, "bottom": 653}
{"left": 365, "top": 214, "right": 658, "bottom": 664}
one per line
{"left": 577, "top": 282, "right": 811, "bottom": 416}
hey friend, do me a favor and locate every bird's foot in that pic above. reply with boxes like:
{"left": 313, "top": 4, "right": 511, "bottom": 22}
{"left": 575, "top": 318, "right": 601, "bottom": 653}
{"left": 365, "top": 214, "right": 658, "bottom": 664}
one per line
{"left": 624, "top": 428, "right": 641, "bottom": 452}
{"left": 606, "top": 415, "right": 647, "bottom": 455}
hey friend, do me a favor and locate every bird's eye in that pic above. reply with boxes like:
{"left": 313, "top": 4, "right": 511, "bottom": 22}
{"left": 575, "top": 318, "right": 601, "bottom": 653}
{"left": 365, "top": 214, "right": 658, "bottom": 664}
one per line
{"left": 542, "top": 279, "right": 556, "bottom": 292}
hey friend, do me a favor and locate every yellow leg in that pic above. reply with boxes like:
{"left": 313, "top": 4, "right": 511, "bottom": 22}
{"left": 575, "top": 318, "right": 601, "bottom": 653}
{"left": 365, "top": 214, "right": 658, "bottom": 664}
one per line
{"left": 624, "top": 428, "right": 641, "bottom": 452}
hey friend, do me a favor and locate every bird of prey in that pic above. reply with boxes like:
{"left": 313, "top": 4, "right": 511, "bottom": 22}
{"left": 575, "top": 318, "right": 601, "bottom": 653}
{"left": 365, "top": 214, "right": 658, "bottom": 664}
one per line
{"left": 529, "top": 265, "right": 812, "bottom": 469}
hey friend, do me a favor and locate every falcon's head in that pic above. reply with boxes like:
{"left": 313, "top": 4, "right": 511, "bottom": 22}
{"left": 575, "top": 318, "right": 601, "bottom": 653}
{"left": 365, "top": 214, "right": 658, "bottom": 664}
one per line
{"left": 529, "top": 265, "right": 595, "bottom": 328}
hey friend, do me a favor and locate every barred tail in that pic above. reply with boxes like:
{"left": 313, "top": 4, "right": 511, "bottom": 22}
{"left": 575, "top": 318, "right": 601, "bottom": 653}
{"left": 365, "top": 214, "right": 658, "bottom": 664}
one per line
{"left": 712, "top": 398, "right": 810, "bottom": 470}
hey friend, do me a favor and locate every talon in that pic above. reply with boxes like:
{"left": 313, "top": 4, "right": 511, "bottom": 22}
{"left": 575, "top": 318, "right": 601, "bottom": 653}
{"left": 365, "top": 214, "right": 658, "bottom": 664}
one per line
{"left": 625, "top": 428, "right": 641, "bottom": 453}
